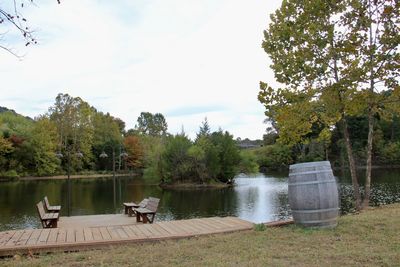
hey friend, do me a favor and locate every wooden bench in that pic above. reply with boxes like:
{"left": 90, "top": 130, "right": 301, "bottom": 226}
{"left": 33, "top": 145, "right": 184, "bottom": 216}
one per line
{"left": 133, "top": 197, "right": 160, "bottom": 224}
{"left": 36, "top": 201, "right": 59, "bottom": 228}
{"left": 44, "top": 196, "right": 61, "bottom": 213}
{"left": 123, "top": 198, "right": 148, "bottom": 217}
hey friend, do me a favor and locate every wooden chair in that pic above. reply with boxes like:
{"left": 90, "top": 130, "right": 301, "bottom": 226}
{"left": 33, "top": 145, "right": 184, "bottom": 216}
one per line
{"left": 123, "top": 198, "right": 148, "bottom": 217}
{"left": 133, "top": 197, "right": 160, "bottom": 224}
{"left": 44, "top": 196, "right": 61, "bottom": 213}
{"left": 36, "top": 201, "right": 59, "bottom": 228}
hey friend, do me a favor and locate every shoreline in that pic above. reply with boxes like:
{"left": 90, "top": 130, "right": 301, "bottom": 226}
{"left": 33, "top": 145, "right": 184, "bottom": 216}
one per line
{"left": 12, "top": 173, "right": 138, "bottom": 181}
{"left": 159, "top": 182, "right": 232, "bottom": 190}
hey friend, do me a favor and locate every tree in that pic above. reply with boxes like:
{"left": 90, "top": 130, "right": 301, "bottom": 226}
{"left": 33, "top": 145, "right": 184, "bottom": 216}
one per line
{"left": 28, "top": 116, "right": 60, "bottom": 176}
{"left": 196, "top": 117, "right": 211, "bottom": 141}
{"left": 48, "top": 93, "right": 95, "bottom": 171}
{"left": 124, "top": 135, "right": 144, "bottom": 169}
{"left": 92, "top": 111, "right": 123, "bottom": 170}
{"left": 135, "top": 112, "right": 168, "bottom": 136}
{"left": 0, "top": 0, "right": 61, "bottom": 57}
{"left": 209, "top": 130, "right": 241, "bottom": 182}
{"left": 342, "top": 0, "right": 400, "bottom": 207}
{"left": 258, "top": 0, "right": 399, "bottom": 210}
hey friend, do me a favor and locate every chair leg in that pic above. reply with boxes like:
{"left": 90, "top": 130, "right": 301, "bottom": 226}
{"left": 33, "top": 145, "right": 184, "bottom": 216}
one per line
{"left": 136, "top": 212, "right": 142, "bottom": 222}
{"left": 142, "top": 215, "right": 148, "bottom": 224}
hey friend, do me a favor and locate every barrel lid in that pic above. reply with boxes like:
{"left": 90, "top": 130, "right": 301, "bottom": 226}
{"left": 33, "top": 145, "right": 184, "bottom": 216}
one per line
{"left": 289, "top": 161, "right": 331, "bottom": 171}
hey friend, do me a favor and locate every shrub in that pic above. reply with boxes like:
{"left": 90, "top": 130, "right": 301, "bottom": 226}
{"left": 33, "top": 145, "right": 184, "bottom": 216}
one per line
{"left": 255, "top": 144, "right": 293, "bottom": 170}
{"left": 239, "top": 150, "right": 259, "bottom": 174}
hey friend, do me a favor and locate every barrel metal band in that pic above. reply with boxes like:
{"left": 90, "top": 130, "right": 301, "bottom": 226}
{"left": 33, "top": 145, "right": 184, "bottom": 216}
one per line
{"left": 291, "top": 208, "right": 339, "bottom": 214}
{"left": 296, "top": 218, "right": 337, "bottom": 224}
{"left": 289, "top": 169, "right": 333, "bottom": 176}
{"left": 288, "top": 179, "right": 337, "bottom": 186}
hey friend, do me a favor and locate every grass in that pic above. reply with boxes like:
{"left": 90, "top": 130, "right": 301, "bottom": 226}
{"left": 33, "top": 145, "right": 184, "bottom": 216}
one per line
{"left": 2, "top": 204, "right": 400, "bottom": 266}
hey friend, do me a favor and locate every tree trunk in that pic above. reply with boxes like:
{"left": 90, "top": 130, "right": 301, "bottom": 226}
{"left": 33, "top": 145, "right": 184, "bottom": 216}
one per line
{"left": 363, "top": 4, "right": 375, "bottom": 209}
{"left": 342, "top": 117, "right": 362, "bottom": 211}
{"left": 363, "top": 110, "right": 374, "bottom": 208}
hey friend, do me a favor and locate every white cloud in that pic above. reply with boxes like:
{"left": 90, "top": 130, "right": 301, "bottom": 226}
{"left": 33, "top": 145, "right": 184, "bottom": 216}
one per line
{"left": 0, "top": 0, "right": 282, "bottom": 140}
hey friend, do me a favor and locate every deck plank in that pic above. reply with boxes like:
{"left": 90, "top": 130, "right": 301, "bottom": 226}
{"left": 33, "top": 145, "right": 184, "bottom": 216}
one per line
{"left": 107, "top": 226, "right": 121, "bottom": 240}
{"left": 170, "top": 221, "right": 194, "bottom": 234}
{"left": 98, "top": 227, "right": 111, "bottom": 240}
{"left": 47, "top": 228, "right": 58, "bottom": 243}
{"left": 75, "top": 228, "right": 85, "bottom": 242}
{"left": 150, "top": 224, "right": 170, "bottom": 237}
{"left": 0, "top": 231, "right": 16, "bottom": 246}
{"left": 121, "top": 226, "right": 137, "bottom": 239}
{"left": 5, "top": 230, "right": 24, "bottom": 247}
{"left": 142, "top": 224, "right": 161, "bottom": 237}
{"left": 135, "top": 225, "right": 153, "bottom": 238}
{"left": 66, "top": 228, "right": 75, "bottom": 243}
{"left": 15, "top": 230, "right": 34, "bottom": 246}
{"left": 157, "top": 222, "right": 184, "bottom": 235}
{"left": 26, "top": 229, "right": 42, "bottom": 245}
{"left": 128, "top": 225, "right": 147, "bottom": 238}
{"left": 37, "top": 229, "right": 51, "bottom": 245}
{"left": 192, "top": 218, "right": 221, "bottom": 231}
{"left": 91, "top": 227, "right": 103, "bottom": 241}
{"left": 115, "top": 226, "right": 129, "bottom": 239}
{"left": 83, "top": 228, "right": 93, "bottom": 242}
{"left": 185, "top": 220, "right": 214, "bottom": 234}
{"left": 56, "top": 228, "right": 66, "bottom": 243}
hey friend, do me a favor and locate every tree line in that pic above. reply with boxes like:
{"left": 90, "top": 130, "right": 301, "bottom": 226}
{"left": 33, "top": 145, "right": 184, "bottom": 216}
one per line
{"left": 0, "top": 93, "right": 257, "bottom": 184}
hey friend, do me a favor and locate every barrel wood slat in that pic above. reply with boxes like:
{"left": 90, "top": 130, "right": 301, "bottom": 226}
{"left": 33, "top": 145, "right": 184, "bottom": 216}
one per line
{"left": 288, "top": 161, "right": 339, "bottom": 228}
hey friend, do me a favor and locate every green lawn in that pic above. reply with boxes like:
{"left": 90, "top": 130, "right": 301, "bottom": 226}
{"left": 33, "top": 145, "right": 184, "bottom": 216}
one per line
{"left": 3, "top": 204, "right": 400, "bottom": 266}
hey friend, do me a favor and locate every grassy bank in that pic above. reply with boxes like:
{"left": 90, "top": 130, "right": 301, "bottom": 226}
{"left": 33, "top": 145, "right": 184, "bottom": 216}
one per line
{"left": 3, "top": 204, "right": 400, "bottom": 266}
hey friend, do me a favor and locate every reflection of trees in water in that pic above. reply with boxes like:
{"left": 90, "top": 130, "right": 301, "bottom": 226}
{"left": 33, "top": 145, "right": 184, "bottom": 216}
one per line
{"left": 271, "top": 191, "right": 291, "bottom": 221}
{"left": 238, "top": 187, "right": 259, "bottom": 210}
{"left": 159, "top": 188, "right": 238, "bottom": 220}
{"left": 0, "top": 180, "right": 64, "bottom": 230}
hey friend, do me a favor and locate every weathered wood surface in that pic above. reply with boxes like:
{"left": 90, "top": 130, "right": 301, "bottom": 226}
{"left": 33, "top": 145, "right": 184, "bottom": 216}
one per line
{"left": 289, "top": 161, "right": 339, "bottom": 228}
{"left": 0, "top": 217, "right": 253, "bottom": 256}
{"left": 58, "top": 214, "right": 137, "bottom": 228}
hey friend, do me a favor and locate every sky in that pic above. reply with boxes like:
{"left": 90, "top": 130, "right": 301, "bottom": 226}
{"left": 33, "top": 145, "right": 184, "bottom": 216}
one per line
{"left": 0, "top": 0, "right": 282, "bottom": 140}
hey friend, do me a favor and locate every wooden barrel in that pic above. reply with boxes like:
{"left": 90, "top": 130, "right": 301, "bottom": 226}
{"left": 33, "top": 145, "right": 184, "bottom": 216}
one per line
{"left": 288, "top": 161, "right": 339, "bottom": 228}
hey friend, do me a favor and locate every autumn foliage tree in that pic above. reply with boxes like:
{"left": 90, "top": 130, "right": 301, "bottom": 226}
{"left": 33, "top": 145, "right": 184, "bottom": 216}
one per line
{"left": 124, "top": 135, "right": 144, "bottom": 169}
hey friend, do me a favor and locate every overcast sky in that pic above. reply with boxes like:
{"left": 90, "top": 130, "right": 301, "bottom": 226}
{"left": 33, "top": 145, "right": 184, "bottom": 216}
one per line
{"left": 0, "top": 0, "right": 282, "bottom": 140}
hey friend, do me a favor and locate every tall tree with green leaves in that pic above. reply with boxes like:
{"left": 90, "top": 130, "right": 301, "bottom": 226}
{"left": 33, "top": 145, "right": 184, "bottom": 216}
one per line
{"left": 258, "top": 0, "right": 399, "bottom": 210}
{"left": 135, "top": 112, "right": 168, "bottom": 136}
{"left": 48, "top": 93, "right": 95, "bottom": 170}
{"left": 342, "top": 0, "right": 400, "bottom": 207}
{"left": 29, "top": 116, "right": 60, "bottom": 176}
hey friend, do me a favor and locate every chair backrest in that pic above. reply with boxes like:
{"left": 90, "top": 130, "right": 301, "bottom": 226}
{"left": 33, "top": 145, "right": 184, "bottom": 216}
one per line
{"left": 139, "top": 198, "right": 149, "bottom": 208}
{"left": 36, "top": 201, "right": 46, "bottom": 219}
{"left": 146, "top": 197, "right": 160, "bottom": 212}
{"left": 44, "top": 196, "right": 50, "bottom": 210}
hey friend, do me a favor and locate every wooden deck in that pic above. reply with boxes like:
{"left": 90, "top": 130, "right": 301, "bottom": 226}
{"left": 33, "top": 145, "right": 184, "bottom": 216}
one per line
{"left": 58, "top": 214, "right": 140, "bottom": 228}
{"left": 0, "top": 217, "right": 253, "bottom": 257}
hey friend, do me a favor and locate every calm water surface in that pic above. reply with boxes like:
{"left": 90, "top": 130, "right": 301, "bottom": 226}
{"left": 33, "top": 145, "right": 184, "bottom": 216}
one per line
{"left": 0, "top": 169, "right": 399, "bottom": 231}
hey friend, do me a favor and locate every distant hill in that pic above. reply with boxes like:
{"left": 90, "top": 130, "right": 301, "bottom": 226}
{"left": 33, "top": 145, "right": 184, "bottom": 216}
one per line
{"left": 0, "top": 106, "right": 33, "bottom": 121}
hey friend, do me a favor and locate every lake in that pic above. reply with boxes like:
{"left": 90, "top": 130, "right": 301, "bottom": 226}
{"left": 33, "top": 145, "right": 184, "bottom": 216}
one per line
{"left": 0, "top": 168, "right": 399, "bottom": 231}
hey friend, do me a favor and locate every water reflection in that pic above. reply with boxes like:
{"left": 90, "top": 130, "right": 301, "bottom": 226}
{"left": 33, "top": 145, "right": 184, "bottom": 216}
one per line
{"left": 234, "top": 174, "right": 289, "bottom": 223}
{"left": 1, "top": 169, "right": 400, "bottom": 231}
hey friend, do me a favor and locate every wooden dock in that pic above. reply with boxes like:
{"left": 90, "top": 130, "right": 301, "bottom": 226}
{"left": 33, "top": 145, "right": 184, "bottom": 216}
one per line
{"left": 0, "top": 217, "right": 254, "bottom": 257}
